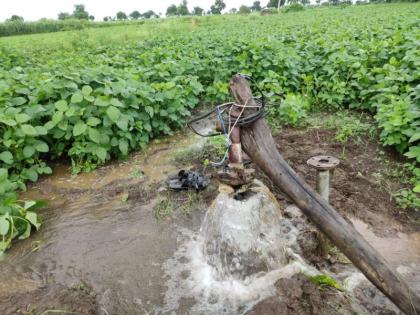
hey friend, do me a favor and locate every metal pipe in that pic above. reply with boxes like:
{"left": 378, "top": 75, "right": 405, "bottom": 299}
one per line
{"left": 307, "top": 155, "right": 339, "bottom": 202}
{"left": 317, "top": 170, "right": 330, "bottom": 202}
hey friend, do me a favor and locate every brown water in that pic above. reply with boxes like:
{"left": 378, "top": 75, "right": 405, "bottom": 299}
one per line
{"left": 0, "top": 131, "right": 208, "bottom": 314}
{"left": 351, "top": 218, "right": 420, "bottom": 266}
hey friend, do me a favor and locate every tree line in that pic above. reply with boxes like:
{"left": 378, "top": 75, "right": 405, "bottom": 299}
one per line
{"left": 5, "top": 0, "right": 419, "bottom": 23}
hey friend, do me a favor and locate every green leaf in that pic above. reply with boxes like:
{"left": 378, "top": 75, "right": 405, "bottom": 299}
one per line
{"left": 145, "top": 106, "right": 154, "bottom": 118}
{"left": 12, "top": 97, "right": 27, "bottom": 106}
{"left": 95, "top": 147, "right": 107, "bottom": 160}
{"left": 0, "top": 216, "right": 10, "bottom": 236}
{"left": 87, "top": 117, "right": 101, "bottom": 126}
{"left": 0, "top": 151, "right": 13, "bottom": 164}
{"left": 0, "top": 118, "right": 17, "bottom": 126}
{"left": 35, "top": 141, "right": 49, "bottom": 153}
{"left": 73, "top": 121, "right": 87, "bottom": 136}
{"left": 82, "top": 85, "right": 93, "bottom": 96}
{"left": 106, "top": 106, "right": 120, "bottom": 123}
{"left": 35, "top": 126, "right": 48, "bottom": 135}
{"left": 88, "top": 127, "right": 101, "bottom": 144}
{"left": 15, "top": 113, "right": 31, "bottom": 123}
{"left": 110, "top": 98, "right": 124, "bottom": 108}
{"left": 44, "top": 121, "right": 56, "bottom": 130}
{"left": 409, "top": 132, "right": 420, "bottom": 143}
{"left": 94, "top": 97, "right": 109, "bottom": 107}
{"left": 55, "top": 100, "right": 68, "bottom": 111}
{"left": 116, "top": 116, "right": 128, "bottom": 131}
{"left": 119, "top": 140, "right": 128, "bottom": 155}
{"left": 23, "top": 145, "right": 35, "bottom": 158}
{"left": 52, "top": 111, "right": 63, "bottom": 124}
{"left": 21, "top": 168, "right": 38, "bottom": 182}
{"left": 0, "top": 168, "right": 8, "bottom": 181}
{"left": 25, "top": 211, "right": 41, "bottom": 230}
{"left": 18, "top": 221, "right": 31, "bottom": 240}
{"left": 71, "top": 93, "right": 84, "bottom": 103}
{"left": 21, "top": 124, "right": 38, "bottom": 136}
{"left": 404, "top": 146, "right": 420, "bottom": 162}
{"left": 414, "top": 184, "right": 420, "bottom": 193}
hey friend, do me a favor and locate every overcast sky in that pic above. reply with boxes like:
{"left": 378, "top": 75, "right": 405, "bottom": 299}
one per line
{"left": 0, "top": 0, "right": 263, "bottom": 22}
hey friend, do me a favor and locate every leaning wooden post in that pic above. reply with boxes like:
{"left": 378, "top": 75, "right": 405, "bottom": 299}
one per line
{"left": 229, "top": 74, "right": 420, "bottom": 315}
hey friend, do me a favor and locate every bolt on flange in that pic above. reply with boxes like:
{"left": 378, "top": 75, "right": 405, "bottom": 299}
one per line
{"left": 307, "top": 155, "right": 340, "bottom": 202}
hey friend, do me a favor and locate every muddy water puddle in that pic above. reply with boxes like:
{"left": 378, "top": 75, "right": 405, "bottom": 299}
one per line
{"left": 0, "top": 131, "right": 209, "bottom": 314}
{"left": 351, "top": 218, "right": 420, "bottom": 267}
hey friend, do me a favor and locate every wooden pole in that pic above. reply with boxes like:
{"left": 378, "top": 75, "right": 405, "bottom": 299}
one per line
{"left": 229, "top": 74, "right": 420, "bottom": 315}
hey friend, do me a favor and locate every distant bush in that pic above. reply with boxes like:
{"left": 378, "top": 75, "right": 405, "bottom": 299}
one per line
{"left": 261, "top": 8, "right": 279, "bottom": 15}
{"left": 284, "top": 3, "right": 305, "bottom": 12}
{"left": 0, "top": 19, "right": 145, "bottom": 37}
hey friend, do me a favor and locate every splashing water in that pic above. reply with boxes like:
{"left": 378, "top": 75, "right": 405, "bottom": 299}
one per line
{"left": 160, "top": 180, "right": 316, "bottom": 314}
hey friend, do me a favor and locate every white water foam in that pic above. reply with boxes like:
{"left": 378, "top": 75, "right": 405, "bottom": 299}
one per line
{"left": 158, "top": 181, "right": 318, "bottom": 314}
{"left": 158, "top": 228, "right": 316, "bottom": 315}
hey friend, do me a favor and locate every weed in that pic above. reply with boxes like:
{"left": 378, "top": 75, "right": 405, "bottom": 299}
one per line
{"left": 153, "top": 195, "right": 174, "bottom": 219}
{"left": 309, "top": 274, "right": 342, "bottom": 290}
{"left": 308, "top": 111, "right": 374, "bottom": 143}
{"left": 121, "top": 193, "right": 129, "bottom": 203}
{"left": 129, "top": 168, "right": 144, "bottom": 179}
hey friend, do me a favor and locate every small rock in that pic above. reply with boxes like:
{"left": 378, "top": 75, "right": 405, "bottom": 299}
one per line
{"left": 284, "top": 205, "right": 303, "bottom": 218}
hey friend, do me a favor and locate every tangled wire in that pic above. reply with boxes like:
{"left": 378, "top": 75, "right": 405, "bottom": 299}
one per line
{"left": 187, "top": 74, "right": 281, "bottom": 166}
{"left": 187, "top": 74, "right": 267, "bottom": 137}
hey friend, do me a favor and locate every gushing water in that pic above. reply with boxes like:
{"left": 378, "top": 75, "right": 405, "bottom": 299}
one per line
{"left": 160, "top": 180, "right": 315, "bottom": 314}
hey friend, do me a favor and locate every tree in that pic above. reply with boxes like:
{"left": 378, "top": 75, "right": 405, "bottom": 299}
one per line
{"left": 73, "top": 4, "right": 89, "bottom": 19}
{"left": 7, "top": 15, "right": 24, "bottom": 22}
{"left": 58, "top": 12, "right": 71, "bottom": 20}
{"left": 251, "top": 1, "right": 262, "bottom": 10}
{"left": 177, "top": 0, "right": 190, "bottom": 16}
{"left": 89, "top": 15, "right": 95, "bottom": 20}
{"left": 192, "top": 6, "right": 204, "bottom": 15}
{"left": 229, "top": 8, "right": 238, "bottom": 13}
{"left": 166, "top": 4, "right": 178, "bottom": 16}
{"left": 142, "top": 10, "right": 158, "bottom": 19}
{"left": 129, "top": 10, "right": 142, "bottom": 19}
{"left": 116, "top": 11, "right": 127, "bottom": 20}
{"left": 210, "top": 0, "right": 226, "bottom": 14}
{"left": 103, "top": 16, "right": 109, "bottom": 21}
{"left": 266, "top": 0, "right": 286, "bottom": 7}
{"left": 239, "top": 5, "right": 251, "bottom": 14}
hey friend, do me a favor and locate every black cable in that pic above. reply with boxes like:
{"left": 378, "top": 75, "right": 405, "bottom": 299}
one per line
{"left": 187, "top": 74, "right": 282, "bottom": 137}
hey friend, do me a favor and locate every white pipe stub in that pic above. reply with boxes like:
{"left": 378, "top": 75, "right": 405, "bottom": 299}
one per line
{"left": 307, "top": 155, "right": 340, "bottom": 202}
{"left": 307, "top": 155, "right": 340, "bottom": 171}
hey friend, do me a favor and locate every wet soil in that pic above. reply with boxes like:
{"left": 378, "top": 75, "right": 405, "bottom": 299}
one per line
{"left": 0, "top": 124, "right": 419, "bottom": 315}
{"left": 0, "top": 284, "right": 98, "bottom": 315}
{"left": 247, "top": 274, "right": 354, "bottom": 315}
{"left": 273, "top": 128, "right": 419, "bottom": 235}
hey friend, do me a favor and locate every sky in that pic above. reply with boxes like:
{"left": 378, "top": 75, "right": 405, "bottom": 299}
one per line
{"left": 0, "top": 0, "right": 263, "bottom": 22}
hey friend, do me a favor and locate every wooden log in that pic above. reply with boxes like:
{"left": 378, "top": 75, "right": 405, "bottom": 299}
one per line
{"left": 229, "top": 74, "right": 420, "bottom": 315}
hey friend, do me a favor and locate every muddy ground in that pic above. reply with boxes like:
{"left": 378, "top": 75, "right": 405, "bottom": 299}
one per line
{"left": 0, "top": 123, "right": 419, "bottom": 314}
{"left": 273, "top": 127, "right": 419, "bottom": 234}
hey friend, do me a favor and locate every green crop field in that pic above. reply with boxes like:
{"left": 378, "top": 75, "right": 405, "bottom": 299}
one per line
{"left": 0, "top": 3, "right": 419, "bottom": 253}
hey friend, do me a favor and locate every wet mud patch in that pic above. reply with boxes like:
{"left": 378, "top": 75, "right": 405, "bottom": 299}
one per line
{"left": 272, "top": 127, "right": 419, "bottom": 235}
{"left": 247, "top": 274, "right": 353, "bottom": 315}
{"left": 0, "top": 283, "right": 98, "bottom": 315}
